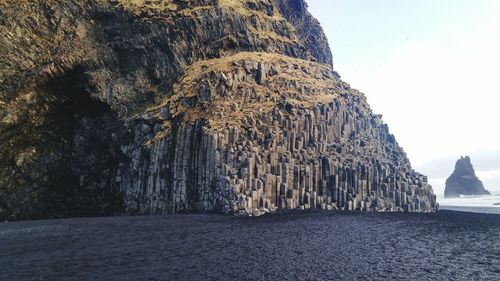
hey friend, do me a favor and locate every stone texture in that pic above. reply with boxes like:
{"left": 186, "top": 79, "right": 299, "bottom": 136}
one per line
{"left": 444, "top": 156, "right": 491, "bottom": 198}
{"left": 0, "top": 0, "right": 436, "bottom": 220}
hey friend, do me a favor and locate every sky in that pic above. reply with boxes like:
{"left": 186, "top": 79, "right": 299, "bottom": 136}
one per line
{"left": 307, "top": 0, "right": 500, "bottom": 196}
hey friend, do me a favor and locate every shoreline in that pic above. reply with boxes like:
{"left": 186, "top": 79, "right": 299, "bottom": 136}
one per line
{"left": 439, "top": 205, "right": 500, "bottom": 214}
{"left": 1, "top": 207, "right": 500, "bottom": 224}
{"left": 437, "top": 194, "right": 500, "bottom": 214}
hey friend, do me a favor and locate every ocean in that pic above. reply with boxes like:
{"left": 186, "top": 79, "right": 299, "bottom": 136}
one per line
{"left": 438, "top": 194, "right": 500, "bottom": 214}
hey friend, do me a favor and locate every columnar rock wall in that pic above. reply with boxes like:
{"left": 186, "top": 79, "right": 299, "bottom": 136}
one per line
{"left": 116, "top": 52, "right": 436, "bottom": 215}
{"left": 0, "top": 0, "right": 436, "bottom": 219}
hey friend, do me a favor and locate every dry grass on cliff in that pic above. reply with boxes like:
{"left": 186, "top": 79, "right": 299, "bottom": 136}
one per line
{"left": 108, "top": 0, "right": 279, "bottom": 21}
{"left": 106, "top": 0, "right": 297, "bottom": 46}
{"left": 218, "top": 0, "right": 282, "bottom": 20}
{"left": 148, "top": 52, "right": 340, "bottom": 132}
{"left": 106, "top": 0, "right": 178, "bottom": 16}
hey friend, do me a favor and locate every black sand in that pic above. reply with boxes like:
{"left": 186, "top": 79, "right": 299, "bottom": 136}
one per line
{"left": 1, "top": 210, "right": 499, "bottom": 281}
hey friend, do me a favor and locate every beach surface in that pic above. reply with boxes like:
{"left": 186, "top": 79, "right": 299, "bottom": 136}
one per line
{"left": 1, "top": 210, "right": 499, "bottom": 281}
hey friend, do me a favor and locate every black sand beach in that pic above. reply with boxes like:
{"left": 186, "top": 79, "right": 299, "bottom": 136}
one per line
{"left": 1, "top": 210, "right": 499, "bottom": 281}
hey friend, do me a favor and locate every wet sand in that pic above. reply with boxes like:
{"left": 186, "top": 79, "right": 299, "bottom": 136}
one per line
{"left": 1, "top": 210, "right": 499, "bottom": 281}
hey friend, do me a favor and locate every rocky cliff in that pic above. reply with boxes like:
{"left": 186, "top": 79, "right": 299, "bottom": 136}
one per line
{"left": 444, "top": 156, "right": 490, "bottom": 198}
{"left": 0, "top": 0, "right": 437, "bottom": 220}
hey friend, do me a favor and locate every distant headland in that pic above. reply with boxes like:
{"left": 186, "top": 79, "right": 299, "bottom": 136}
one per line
{"left": 444, "top": 156, "right": 491, "bottom": 198}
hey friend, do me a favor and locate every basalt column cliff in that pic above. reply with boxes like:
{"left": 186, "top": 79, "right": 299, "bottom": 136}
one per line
{"left": 0, "top": 0, "right": 437, "bottom": 219}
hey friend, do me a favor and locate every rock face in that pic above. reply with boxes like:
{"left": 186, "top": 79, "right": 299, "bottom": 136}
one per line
{"left": 444, "top": 156, "right": 490, "bottom": 198}
{"left": 0, "top": 0, "right": 437, "bottom": 220}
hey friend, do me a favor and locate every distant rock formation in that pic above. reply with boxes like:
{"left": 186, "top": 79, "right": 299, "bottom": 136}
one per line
{"left": 444, "top": 156, "right": 491, "bottom": 198}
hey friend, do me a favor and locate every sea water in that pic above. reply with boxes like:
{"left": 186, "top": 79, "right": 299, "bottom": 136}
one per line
{"left": 438, "top": 194, "right": 500, "bottom": 214}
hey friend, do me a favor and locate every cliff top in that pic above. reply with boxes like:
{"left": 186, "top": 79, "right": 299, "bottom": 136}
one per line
{"left": 454, "top": 156, "right": 474, "bottom": 175}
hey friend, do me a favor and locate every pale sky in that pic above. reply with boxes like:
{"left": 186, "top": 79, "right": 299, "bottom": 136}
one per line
{"left": 307, "top": 0, "right": 500, "bottom": 196}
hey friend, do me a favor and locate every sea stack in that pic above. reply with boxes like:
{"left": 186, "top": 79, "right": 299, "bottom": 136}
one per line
{"left": 444, "top": 156, "right": 491, "bottom": 198}
{"left": 0, "top": 0, "right": 437, "bottom": 220}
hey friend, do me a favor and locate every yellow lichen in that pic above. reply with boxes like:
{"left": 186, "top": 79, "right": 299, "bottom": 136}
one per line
{"left": 146, "top": 120, "right": 172, "bottom": 146}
